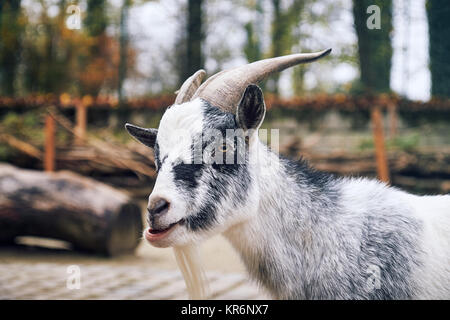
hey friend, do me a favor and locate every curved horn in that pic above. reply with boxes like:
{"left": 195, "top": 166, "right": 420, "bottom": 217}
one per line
{"left": 192, "top": 48, "right": 332, "bottom": 113}
{"left": 174, "top": 69, "right": 206, "bottom": 104}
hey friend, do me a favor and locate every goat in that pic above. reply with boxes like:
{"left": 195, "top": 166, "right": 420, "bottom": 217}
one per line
{"left": 126, "top": 49, "right": 450, "bottom": 299}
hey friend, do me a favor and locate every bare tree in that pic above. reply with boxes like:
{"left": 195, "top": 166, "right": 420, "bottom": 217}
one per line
{"left": 427, "top": 0, "right": 450, "bottom": 98}
{"left": 0, "top": 0, "right": 23, "bottom": 95}
{"left": 352, "top": 0, "right": 393, "bottom": 93}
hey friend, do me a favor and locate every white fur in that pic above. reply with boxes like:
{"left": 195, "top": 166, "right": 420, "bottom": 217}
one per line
{"left": 402, "top": 194, "right": 450, "bottom": 298}
{"left": 173, "top": 244, "right": 209, "bottom": 299}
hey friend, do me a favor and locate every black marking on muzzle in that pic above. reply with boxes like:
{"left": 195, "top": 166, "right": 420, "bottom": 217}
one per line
{"left": 173, "top": 163, "right": 204, "bottom": 189}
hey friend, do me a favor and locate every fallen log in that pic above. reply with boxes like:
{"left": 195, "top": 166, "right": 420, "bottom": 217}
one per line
{"left": 0, "top": 163, "right": 143, "bottom": 256}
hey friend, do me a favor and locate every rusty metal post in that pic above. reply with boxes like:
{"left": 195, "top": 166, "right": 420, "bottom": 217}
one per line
{"left": 44, "top": 114, "right": 56, "bottom": 172}
{"left": 371, "top": 106, "right": 390, "bottom": 183}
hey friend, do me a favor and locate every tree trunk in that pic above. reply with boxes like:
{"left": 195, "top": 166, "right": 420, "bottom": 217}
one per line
{"left": 427, "top": 0, "right": 450, "bottom": 98}
{"left": 181, "top": 0, "right": 204, "bottom": 85}
{"left": 85, "top": 0, "right": 108, "bottom": 38}
{"left": 353, "top": 0, "right": 392, "bottom": 182}
{"left": 352, "top": 0, "right": 393, "bottom": 93}
{"left": 269, "top": 0, "right": 304, "bottom": 95}
{"left": 0, "top": 0, "right": 22, "bottom": 96}
{"left": 0, "top": 164, "right": 143, "bottom": 256}
{"left": 118, "top": 0, "right": 131, "bottom": 106}
{"left": 269, "top": 0, "right": 283, "bottom": 94}
{"left": 83, "top": 0, "right": 108, "bottom": 96}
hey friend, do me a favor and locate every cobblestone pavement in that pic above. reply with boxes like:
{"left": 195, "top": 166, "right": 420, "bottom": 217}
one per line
{"left": 0, "top": 263, "right": 269, "bottom": 300}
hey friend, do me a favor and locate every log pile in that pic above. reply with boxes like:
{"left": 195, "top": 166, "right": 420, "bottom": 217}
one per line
{"left": 301, "top": 149, "right": 450, "bottom": 178}
{"left": 0, "top": 164, "right": 143, "bottom": 256}
{"left": 0, "top": 109, "right": 157, "bottom": 179}
{"left": 48, "top": 108, "right": 157, "bottom": 178}
{"left": 280, "top": 138, "right": 450, "bottom": 194}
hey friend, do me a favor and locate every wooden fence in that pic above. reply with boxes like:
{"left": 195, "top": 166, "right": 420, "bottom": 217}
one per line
{"left": 4, "top": 93, "right": 450, "bottom": 183}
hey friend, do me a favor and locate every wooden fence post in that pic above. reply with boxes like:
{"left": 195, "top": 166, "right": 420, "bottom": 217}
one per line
{"left": 371, "top": 106, "right": 390, "bottom": 183}
{"left": 388, "top": 102, "right": 398, "bottom": 139}
{"left": 44, "top": 114, "right": 56, "bottom": 172}
{"left": 74, "top": 102, "right": 87, "bottom": 145}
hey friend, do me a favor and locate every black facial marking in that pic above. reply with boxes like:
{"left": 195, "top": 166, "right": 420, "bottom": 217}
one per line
{"left": 186, "top": 195, "right": 218, "bottom": 231}
{"left": 181, "top": 101, "right": 252, "bottom": 232}
{"left": 172, "top": 163, "right": 204, "bottom": 189}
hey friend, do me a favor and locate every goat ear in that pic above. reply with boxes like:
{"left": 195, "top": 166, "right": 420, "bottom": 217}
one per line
{"left": 125, "top": 123, "right": 158, "bottom": 149}
{"left": 236, "top": 84, "right": 266, "bottom": 131}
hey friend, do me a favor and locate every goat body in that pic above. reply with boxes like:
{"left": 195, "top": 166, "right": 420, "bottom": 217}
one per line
{"left": 223, "top": 144, "right": 450, "bottom": 299}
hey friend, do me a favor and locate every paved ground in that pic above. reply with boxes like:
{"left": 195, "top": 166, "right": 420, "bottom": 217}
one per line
{"left": 0, "top": 205, "right": 270, "bottom": 301}
{"left": 0, "top": 234, "right": 270, "bottom": 300}
{"left": 0, "top": 262, "right": 268, "bottom": 300}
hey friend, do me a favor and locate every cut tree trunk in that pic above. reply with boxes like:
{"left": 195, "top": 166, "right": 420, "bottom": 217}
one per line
{"left": 0, "top": 164, "right": 143, "bottom": 256}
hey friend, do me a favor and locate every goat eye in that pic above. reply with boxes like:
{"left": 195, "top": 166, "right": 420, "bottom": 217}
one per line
{"left": 217, "top": 142, "right": 233, "bottom": 153}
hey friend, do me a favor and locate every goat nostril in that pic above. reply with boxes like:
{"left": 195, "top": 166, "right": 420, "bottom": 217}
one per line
{"left": 148, "top": 198, "right": 170, "bottom": 216}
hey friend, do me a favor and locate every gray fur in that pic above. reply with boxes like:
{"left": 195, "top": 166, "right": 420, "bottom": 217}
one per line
{"left": 233, "top": 153, "right": 424, "bottom": 299}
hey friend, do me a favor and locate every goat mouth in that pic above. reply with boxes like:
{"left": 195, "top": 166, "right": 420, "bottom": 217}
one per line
{"left": 145, "top": 220, "right": 182, "bottom": 242}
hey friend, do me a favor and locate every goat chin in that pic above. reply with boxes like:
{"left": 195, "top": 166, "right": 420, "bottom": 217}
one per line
{"left": 173, "top": 244, "right": 209, "bottom": 299}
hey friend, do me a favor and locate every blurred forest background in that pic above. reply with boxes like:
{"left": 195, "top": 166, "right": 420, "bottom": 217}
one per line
{"left": 0, "top": 0, "right": 449, "bottom": 196}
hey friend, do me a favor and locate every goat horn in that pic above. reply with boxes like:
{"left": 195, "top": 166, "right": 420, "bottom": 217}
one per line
{"left": 174, "top": 69, "right": 206, "bottom": 104}
{"left": 192, "top": 48, "right": 332, "bottom": 113}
